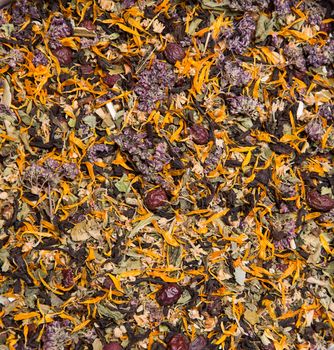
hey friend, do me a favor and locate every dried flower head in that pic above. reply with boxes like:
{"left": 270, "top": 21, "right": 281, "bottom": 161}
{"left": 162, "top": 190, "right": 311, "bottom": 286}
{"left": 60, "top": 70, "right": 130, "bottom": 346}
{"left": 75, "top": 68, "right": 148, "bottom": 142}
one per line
{"left": 42, "top": 320, "right": 71, "bottom": 350}
{"left": 134, "top": 60, "right": 176, "bottom": 112}
{"left": 48, "top": 16, "right": 73, "bottom": 50}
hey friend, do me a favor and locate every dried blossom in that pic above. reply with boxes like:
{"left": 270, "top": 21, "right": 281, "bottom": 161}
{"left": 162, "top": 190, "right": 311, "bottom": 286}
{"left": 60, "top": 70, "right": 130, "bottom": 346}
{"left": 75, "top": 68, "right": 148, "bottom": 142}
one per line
{"left": 48, "top": 16, "right": 73, "bottom": 50}
{"left": 134, "top": 60, "right": 176, "bottom": 112}
{"left": 114, "top": 127, "right": 172, "bottom": 185}
{"left": 32, "top": 49, "right": 48, "bottom": 67}
{"left": 24, "top": 163, "right": 55, "bottom": 188}
{"left": 204, "top": 145, "right": 224, "bottom": 174}
{"left": 87, "top": 144, "right": 110, "bottom": 162}
{"left": 60, "top": 163, "right": 79, "bottom": 180}
{"left": 42, "top": 320, "right": 71, "bottom": 350}
{"left": 223, "top": 14, "right": 256, "bottom": 54}
{"left": 167, "top": 334, "right": 189, "bottom": 350}
{"left": 273, "top": 0, "right": 292, "bottom": 15}
{"left": 0, "top": 49, "right": 25, "bottom": 69}
{"left": 305, "top": 119, "right": 324, "bottom": 142}
{"left": 80, "top": 37, "right": 99, "bottom": 49}
{"left": 304, "top": 40, "right": 334, "bottom": 68}
{"left": 227, "top": 0, "right": 270, "bottom": 12}
{"left": 227, "top": 95, "right": 261, "bottom": 118}
{"left": 271, "top": 214, "right": 296, "bottom": 250}
{"left": 319, "top": 103, "right": 334, "bottom": 122}
{"left": 283, "top": 43, "right": 306, "bottom": 71}
{"left": 221, "top": 60, "right": 252, "bottom": 87}
{"left": 11, "top": 0, "right": 40, "bottom": 25}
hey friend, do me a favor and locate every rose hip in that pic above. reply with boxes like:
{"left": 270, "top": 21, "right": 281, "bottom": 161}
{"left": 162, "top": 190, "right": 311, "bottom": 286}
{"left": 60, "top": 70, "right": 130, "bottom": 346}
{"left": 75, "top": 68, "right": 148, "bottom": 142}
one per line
{"left": 103, "top": 342, "right": 123, "bottom": 350}
{"left": 167, "top": 334, "right": 189, "bottom": 350}
{"left": 156, "top": 283, "right": 182, "bottom": 306}
{"left": 189, "top": 125, "right": 209, "bottom": 145}
{"left": 103, "top": 74, "right": 120, "bottom": 87}
{"left": 307, "top": 190, "right": 334, "bottom": 212}
{"left": 164, "top": 43, "right": 185, "bottom": 65}
{"left": 53, "top": 47, "right": 73, "bottom": 66}
{"left": 144, "top": 188, "right": 168, "bottom": 211}
{"left": 80, "top": 19, "right": 96, "bottom": 31}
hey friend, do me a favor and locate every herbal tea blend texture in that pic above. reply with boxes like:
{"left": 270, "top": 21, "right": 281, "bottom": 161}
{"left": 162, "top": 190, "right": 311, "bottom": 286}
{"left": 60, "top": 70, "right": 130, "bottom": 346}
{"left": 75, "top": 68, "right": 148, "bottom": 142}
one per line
{"left": 0, "top": 0, "right": 334, "bottom": 349}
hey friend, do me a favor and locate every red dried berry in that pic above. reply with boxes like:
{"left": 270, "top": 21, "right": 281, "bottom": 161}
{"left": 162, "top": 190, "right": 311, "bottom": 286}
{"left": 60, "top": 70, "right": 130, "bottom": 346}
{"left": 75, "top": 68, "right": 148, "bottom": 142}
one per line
{"left": 189, "top": 125, "right": 209, "bottom": 145}
{"left": 80, "top": 19, "right": 96, "bottom": 31}
{"left": 80, "top": 64, "right": 94, "bottom": 77}
{"left": 144, "top": 188, "right": 168, "bottom": 211}
{"left": 103, "top": 342, "right": 123, "bottom": 350}
{"left": 307, "top": 190, "right": 334, "bottom": 212}
{"left": 103, "top": 74, "right": 120, "bottom": 87}
{"left": 164, "top": 43, "right": 185, "bottom": 65}
{"left": 167, "top": 334, "right": 189, "bottom": 350}
{"left": 53, "top": 47, "right": 73, "bottom": 66}
{"left": 189, "top": 336, "right": 207, "bottom": 350}
{"left": 156, "top": 283, "right": 182, "bottom": 306}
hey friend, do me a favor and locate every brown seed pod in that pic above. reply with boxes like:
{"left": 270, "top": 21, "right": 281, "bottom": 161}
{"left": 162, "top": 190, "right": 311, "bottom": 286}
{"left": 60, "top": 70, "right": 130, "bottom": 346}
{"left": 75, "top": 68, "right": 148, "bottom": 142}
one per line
{"left": 189, "top": 124, "right": 210, "bottom": 145}
{"left": 307, "top": 190, "right": 334, "bottom": 212}
{"left": 164, "top": 43, "right": 185, "bottom": 65}
{"left": 53, "top": 47, "right": 73, "bottom": 66}
{"left": 144, "top": 188, "right": 168, "bottom": 211}
{"left": 156, "top": 283, "right": 182, "bottom": 306}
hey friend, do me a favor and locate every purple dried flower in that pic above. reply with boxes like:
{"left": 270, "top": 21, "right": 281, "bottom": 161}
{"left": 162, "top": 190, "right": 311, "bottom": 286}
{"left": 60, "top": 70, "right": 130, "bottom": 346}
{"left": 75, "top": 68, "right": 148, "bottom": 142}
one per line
{"left": 11, "top": 0, "right": 40, "bottom": 25}
{"left": 223, "top": 14, "right": 256, "bottom": 54}
{"left": 48, "top": 16, "right": 73, "bottom": 50}
{"left": 114, "top": 127, "right": 172, "bottom": 186}
{"left": 273, "top": 0, "right": 292, "bottom": 15}
{"left": 0, "top": 49, "right": 25, "bottom": 69}
{"left": 60, "top": 163, "right": 79, "bottom": 180}
{"left": 135, "top": 60, "right": 176, "bottom": 113}
{"left": 304, "top": 40, "right": 334, "bottom": 68}
{"left": 42, "top": 320, "right": 71, "bottom": 350}
{"left": 24, "top": 163, "right": 54, "bottom": 187}
{"left": 227, "top": 95, "right": 261, "bottom": 118}
{"left": 80, "top": 37, "right": 99, "bottom": 49}
{"left": 227, "top": 0, "right": 270, "bottom": 11}
{"left": 283, "top": 43, "right": 306, "bottom": 71}
{"left": 222, "top": 60, "right": 252, "bottom": 87}
{"left": 271, "top": 214, "right": 296, "bottom": 250}
{"left": 319, "top": 103, "right": 334, "bottom": 122}
{"left": 44, "top": 159, "right": 61, "bottom": 171}
{"left": 305, "top": 119, "right": 324, "bottom": 142}
{"left": 203, "top": 146, "right": 223, "bottom": 174}
{"left": 87, "top": 144, "right": 110, "bottom": 162}
{"left": 62, "top": 268, "right": 74, "bottom": 287}
{"left": 32, "top": 49, "right": 48, "bottom": 67}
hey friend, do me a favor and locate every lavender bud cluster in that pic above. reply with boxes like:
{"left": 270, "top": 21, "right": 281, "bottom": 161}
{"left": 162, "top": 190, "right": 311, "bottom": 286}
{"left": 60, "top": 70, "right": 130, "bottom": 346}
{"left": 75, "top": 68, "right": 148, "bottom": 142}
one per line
{"left": 273, "top": 0, "right": 292, "bottom": 15}
{"left": 114, "top": 127, "right": 172, "bottom": 185}
{"left": 227, "top": 95, "right": 261, "bottom": 119}
{"left": 221, "top": 60, "right": 252, "bottom": 87}
{"left": 227, "top": 0, "right": 270, "bottom": 12}
{"left": 32, "top": 49, "right": 49, "bottom": 67}
{"left": 304, "top": 40, "right": 334, "bottom": 68}
{"left": 272, "top": 214, "right": 297, "bottom": 250}
{"left": 319, "top": 103, "right": 334, "bottom": 122}
{"left": 305, "top": 119, "right": 324, "bottom": 142}
{"left": 134, "top": 60, "right": 176, "bottom": 113}
{"left": 11, "top": 0, "right": 40, "bottom": 25}
{"left": 24, "top": 160, "right": 79, "bottom": 188}
{"left": 42, "top": 320, "right": 71, "bottom": 350}
{"left": 47, "top": 16, "right": 73, "bottom": 50}
{"left": 87, "top": 144, "right": 110, "bottom": 162}
{"left": 283, "top": 43, "right": 306, "bottom": 71}
{"left": 223, "top": 14, "right": 256, "bottom": 54}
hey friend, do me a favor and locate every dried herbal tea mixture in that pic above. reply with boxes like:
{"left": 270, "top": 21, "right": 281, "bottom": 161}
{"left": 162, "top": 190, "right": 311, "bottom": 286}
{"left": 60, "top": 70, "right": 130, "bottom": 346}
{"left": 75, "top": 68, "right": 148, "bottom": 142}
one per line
{"left": 0, "top": 0, "right": 334, "bottom": 349}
